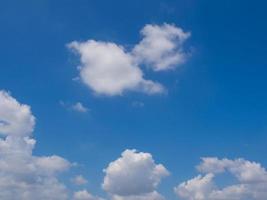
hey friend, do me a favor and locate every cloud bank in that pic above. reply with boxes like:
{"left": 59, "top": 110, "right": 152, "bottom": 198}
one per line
{"left": 68, "top": 23, "right": 190, "bottom": 96}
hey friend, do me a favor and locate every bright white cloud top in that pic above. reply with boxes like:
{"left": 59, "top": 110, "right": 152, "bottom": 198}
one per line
{"left": 175, "top": 157, "right": 267, "bottom": 200}
{"left": 102, "top": 149, "right": 169, "bottom": 200}
{"left": 68, "top": 23, "right": 190, "bottom": 96}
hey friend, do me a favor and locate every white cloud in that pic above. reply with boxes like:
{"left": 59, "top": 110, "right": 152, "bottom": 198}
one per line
{"left": 73, "top": 190, "right": 105, "bottom": 200}
{"left": 133, "top": 23, "right": 190, "bottom": 71}
{"left": 0, "top": 90, "right": 71, "bottom": 200}
{"left": 72, "top": 102, "right": 88, "bottom": 113}
{"left": 102, "top": 149, "right": 169, "bottom": 200}
{"left": 0, "top": 91, "right": 35, "bottom": 136}
{"left": 68, "top": 23, "right": 190, "bottom": 96}
{"left": 72, "top": 175, "right": 88, "bottom": 185}
{"left": 0, "top": 90, "right": 170, "bottom": 200}
{"left": 174, "top": 157, "right": 267, "bottom": 200}
{"left": 174, "top": 174, "right": 215, "bottom": 200}
{"left": 68, "top": 40, "right": 164, "bottom": 96}
{"left": 197, "top": 157, "right": 267, "bottom": 183}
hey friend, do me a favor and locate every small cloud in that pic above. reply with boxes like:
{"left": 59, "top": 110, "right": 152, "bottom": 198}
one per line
{"left": 72, "top": 102, "right": 88, "bottom": 113}
{"left": 72, "top": 175, "right": 88, "bottom": 186}
{"left": 60, "top": 101, "right": 89, "bottom": 113}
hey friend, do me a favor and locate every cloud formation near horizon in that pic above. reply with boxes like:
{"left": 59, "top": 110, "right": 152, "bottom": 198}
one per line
{"left": 68, "top": 23, "right": 190, "bottom": 96}
{"left": 1, "top": 90, "right": 267, "bottom": 200}
{"left": 175, "top": 157, "right": 267, "bottom": 200}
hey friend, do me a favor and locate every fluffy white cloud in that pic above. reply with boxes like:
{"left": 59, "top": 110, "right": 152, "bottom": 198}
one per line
{"left": 102, "top": 149, "right": 169, "bottom": 200}
{"left": 133, "top": 23, "right": 190, "bottom": 71}
{"left": 73, "top": 190, "right": 104, "bottom": 200}
{"left": 0, "top": 91, "right": 35, "bottom": 136}
{"left": 72, "top": 175, "right": 88, "bottom": 185}
{"left": 68, "top": 40, "right": 164, "bottom": 96}
{"left": 197, "top": 157, "right": 267, "bottom": 183}
{"left": 68, "top": 23, "right": 190, "bottom": 96}
{"left": 175, "top": 157, "right": 267, "bottom": 200}
{"left": 174, "top": 174, "right": 215, "bottom": 200}
{"left": 0, "top": 90, "right": 71, "bottom": 200}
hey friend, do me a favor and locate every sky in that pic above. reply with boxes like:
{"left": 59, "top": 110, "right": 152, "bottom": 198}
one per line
{"left": 0, "top": 0, "right": 267, "bottom": 200}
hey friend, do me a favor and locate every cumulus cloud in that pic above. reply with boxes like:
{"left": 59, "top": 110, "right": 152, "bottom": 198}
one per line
{"left": 174, "top": 157, "right": 267, "bottom": 200}
{"left": 0, "top": 90, "right": 71, "bottom": 200}
{"left": 0, "top": 91, "right": 35, "bottom": 136}
{"left": 102, "top": 149, "right": 169, "bottom": 200}
{"left": 68, "top": 40, "right": 164, "bottom": 96}
{"left": 133, "top": 23, "right": 190, "bottom": 71}
{"left": 68, "top": 23, "right": 190, "bottom": 96}
{"left": 0, "top": 91, "right": 170, "bottom": 200}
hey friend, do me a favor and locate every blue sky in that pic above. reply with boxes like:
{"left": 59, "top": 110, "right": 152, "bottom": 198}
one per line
{"left": 0, "top": 0, "right": 267, "bottom": 200}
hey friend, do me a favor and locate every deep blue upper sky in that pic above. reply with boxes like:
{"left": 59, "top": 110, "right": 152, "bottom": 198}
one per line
{"left": 1, "top": 0, "right": 267, "bottom": 199}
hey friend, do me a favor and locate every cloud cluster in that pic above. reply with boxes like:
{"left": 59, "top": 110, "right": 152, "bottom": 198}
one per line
{"left": 175, "top": 157, "right": 267, "bottom": 200}
{"left": 0, "top": 90, "right": 171, "bottom": 200}
{"left": 2, "top": 91, "right": 267, "bottom": 200}
{"left": 68, "top": 23, "right": 190, "bottom": 96}
{"left": 103, "top": 149, "right": 169, "bottom": 200}
{"left": 0, "top": 90, "right": 70, "bottom": 200}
